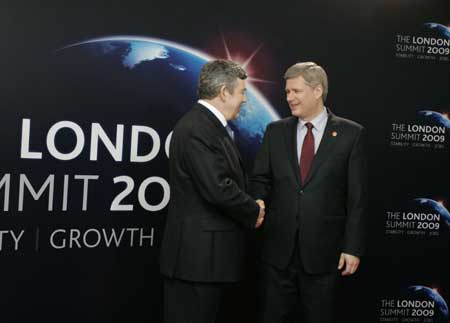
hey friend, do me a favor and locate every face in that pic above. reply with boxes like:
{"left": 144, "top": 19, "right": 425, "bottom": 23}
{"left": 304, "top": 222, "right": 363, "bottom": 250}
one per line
{"left": 285, "top": 76, "right": 323, "bottom": 121}
{"left": 224, "top": 78, "right": 247, "bottom": 120}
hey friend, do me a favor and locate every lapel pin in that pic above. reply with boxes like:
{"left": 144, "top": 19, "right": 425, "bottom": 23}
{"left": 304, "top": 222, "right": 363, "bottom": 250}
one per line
{"left": 331, "top": 131, "right": 338, "bottom": 137}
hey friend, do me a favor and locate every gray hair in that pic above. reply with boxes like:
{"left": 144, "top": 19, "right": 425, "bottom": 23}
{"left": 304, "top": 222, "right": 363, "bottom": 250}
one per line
{"left": 284, "top": 62, "right": 328, "bottom": 102}
{"left": 197, "top": 59, "right": 247, "bottom": 99}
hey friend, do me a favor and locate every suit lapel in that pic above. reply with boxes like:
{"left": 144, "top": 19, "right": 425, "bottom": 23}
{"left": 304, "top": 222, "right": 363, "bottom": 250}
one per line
{"left": 225, "top": 126, "right": 245, "bottom": 169}
{"left": 284, "top": 117, "right": 301, "bottom": 187}
{"left": 197, "top": 105, "right": 246, "bottom": 182}
{"left": 302, "top": 111, "right": 339, "bottom": 187}
{"left": 223, "top": 136, "right": 245, "bottom": 178}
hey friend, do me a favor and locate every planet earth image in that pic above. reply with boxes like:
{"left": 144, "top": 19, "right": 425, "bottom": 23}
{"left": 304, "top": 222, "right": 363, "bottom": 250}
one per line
{"left": 423, "top": 23, "right": 450, "bottom": 39}
{"left": 54, "top": 36, "right": 279, "bottom": 163}
{"left": 407, "top": 285, "right": 449, "bottom": 321}
{"left": 417, "top": 110, "right": 450, "bottom": 130}
{"left": 413, "top": 198, "right": 450, "bottom": 229}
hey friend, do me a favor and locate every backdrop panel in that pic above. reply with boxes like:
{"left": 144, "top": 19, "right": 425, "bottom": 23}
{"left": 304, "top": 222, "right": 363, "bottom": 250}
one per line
{"left": 0, "top": 1, "right": 448, "bottom": 322}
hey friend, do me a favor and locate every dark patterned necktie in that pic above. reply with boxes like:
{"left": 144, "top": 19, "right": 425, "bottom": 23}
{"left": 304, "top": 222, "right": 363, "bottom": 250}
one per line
{"left": 225, "top": 124, "right": 235, "bottom": 142}
{"left": 300, "top": 122, "right": 314, "bottom": 183}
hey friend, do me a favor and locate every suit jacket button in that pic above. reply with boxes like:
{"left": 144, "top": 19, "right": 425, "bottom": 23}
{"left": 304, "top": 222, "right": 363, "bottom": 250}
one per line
{"left": 299, "top": 190, "right": 304, "bottom": 195}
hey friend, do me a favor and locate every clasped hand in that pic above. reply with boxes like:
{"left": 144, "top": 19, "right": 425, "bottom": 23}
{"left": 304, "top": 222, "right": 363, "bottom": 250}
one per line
{"left": 255, "top": 199, "right": 265, "bottom": 228}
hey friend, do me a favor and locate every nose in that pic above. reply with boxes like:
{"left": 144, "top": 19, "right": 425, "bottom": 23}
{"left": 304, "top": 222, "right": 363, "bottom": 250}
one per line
{"left": 286, "top": 92, "right": 293, "bottom": 102}
{"left": 242, "top": 94, "right": 247, "bottom": 104}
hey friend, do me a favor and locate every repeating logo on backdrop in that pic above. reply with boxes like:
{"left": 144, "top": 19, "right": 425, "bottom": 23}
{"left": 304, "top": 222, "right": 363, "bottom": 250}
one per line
{"left": 384, "top": 198, "right": 450, "bottom": 237}
{"left": 395, "top": 22, "right": 450, "bottom": 62}
{"left": 380, "top": 285, "right": 449, "bottom": 322}
{"left": 389, "top": 110, "right": 449, "bottom": 150}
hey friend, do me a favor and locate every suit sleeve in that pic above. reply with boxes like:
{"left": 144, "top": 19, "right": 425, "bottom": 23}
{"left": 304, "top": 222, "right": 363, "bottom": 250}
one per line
{"left": 249, "top": 123, "right": 273, "bottom": 200}
{"left": 184, "top": 130, "right": 259, "bottom": 229}
{"left": 343, "top": 127, "right": 369, "bottom": 257}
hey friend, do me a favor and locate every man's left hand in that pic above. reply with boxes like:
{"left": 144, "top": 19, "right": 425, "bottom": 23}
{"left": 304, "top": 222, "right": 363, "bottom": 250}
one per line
{"left": 255, "top": 199, "right": 265, "bottom": 228}
{"left": 337, "top": 253, "right": 360, "bottom": 276}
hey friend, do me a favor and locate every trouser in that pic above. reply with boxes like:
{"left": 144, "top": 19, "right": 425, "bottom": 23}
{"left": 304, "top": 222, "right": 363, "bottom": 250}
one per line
{"left": 163, "top": 277, "right": 224, "bottom": 323}
{"left": 258, "top": 243, "right": 340, "bottom": 323}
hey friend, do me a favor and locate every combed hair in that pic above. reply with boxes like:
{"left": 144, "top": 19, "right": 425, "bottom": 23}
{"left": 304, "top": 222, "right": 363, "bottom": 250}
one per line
{"left": 197, "top": 59, "right": 247, "bottom": 100}
{"left": 284, "top": 62, "right": 328, "bottom": 102}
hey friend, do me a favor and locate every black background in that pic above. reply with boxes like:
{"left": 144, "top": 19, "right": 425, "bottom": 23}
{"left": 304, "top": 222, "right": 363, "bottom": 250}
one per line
{"left": 0, "top": 0, "right": 449, "bottom": 322}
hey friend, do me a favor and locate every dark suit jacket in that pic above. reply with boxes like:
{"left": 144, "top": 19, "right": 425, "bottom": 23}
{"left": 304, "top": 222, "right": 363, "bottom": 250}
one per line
{"left": 250, "top": 110, "right": 368, "bottom": 274}
{"left": 160, "top": 103, "right": 259, "bottom": 283}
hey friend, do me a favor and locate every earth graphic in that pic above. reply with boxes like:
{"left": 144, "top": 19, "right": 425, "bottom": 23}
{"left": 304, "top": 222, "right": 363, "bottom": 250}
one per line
{"left": 417, "top": 110, "right": 450, "bottom": 130}
{"left": 407, "top": 285, "right": 449, "bottom": 321}
{"left": 423, "top": 23, "right": 450, "bottom": 39}
{"left": 54, "top": 36, "right": 279, "bottom": 164}
{"left": 413, "top": 198, "right": 450, "bottom": 229}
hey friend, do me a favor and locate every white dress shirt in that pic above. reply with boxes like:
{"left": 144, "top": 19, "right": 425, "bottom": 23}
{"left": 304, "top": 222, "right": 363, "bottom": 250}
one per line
{"left": 297, "top": 108, "right": 328, "bottom": 162}
{"left": 198, "top": 100, "right": 227, "bottom": 127}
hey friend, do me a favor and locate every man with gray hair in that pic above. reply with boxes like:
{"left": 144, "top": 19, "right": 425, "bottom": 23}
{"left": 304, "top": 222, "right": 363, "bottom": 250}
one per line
{"left": 251, "top": 62, "right": 368, "bottom": 323}
{"left": 160, "top": 59, "right": 265, "bottom": 323}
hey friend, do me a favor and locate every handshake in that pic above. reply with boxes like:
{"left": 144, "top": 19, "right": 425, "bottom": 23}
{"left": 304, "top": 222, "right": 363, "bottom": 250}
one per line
{"left": 255, "top": 199, "right": 265, "bottom": 228}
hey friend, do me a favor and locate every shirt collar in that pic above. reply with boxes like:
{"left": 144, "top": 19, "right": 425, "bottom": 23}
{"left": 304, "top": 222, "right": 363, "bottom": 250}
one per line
{"left": 298, "top": 107, "right": 328, "bottom": 131}
{"left": 198, "top": 100, "right": 227, "bottom": 127}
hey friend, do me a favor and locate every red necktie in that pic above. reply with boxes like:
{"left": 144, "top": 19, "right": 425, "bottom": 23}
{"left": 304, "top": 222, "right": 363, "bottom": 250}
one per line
{"left": 300, "top": 122, "right": 314, "bottom": 183}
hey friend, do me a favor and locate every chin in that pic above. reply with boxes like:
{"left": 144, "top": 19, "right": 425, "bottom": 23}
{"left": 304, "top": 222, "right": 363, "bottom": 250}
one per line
{"left": 290, "top": 110, "right": 302, "bottom": 118}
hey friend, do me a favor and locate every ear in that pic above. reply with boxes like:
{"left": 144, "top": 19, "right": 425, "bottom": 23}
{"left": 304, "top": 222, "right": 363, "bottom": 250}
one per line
{"left": 219, "top": 85, "right": 228, "bottom": 102}
{"left": 314, "top": 85, "right": 323, "bottom": 100}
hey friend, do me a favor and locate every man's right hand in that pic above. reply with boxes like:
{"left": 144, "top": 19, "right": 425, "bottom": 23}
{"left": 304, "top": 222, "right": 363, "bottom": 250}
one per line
{"left": 255, "top": 199, "right": 265, "bottom": 228}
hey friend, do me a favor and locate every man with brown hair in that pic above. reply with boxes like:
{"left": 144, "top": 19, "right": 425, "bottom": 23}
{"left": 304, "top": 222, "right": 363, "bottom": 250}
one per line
{"left": 251, "top": 62, "right": 368, "bottom": 323}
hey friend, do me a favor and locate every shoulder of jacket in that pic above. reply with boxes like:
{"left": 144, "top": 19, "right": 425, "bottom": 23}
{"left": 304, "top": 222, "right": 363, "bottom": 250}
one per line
{"left": 333, "top": 115, "right": 365, "bottom": 132}
{"left": 267, "top": 116, "right": 296, "bottom": 129}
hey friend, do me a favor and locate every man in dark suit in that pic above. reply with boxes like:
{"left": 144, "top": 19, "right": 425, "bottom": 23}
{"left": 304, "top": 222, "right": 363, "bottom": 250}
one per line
{"left": 251, "top": 62, "right": 368, "bottom": 323}
{"left": 160, "top": 59, "right": 265, "bottom": 323}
